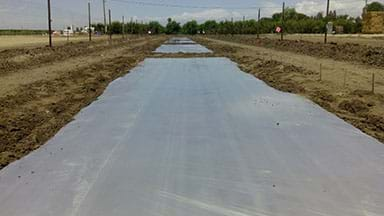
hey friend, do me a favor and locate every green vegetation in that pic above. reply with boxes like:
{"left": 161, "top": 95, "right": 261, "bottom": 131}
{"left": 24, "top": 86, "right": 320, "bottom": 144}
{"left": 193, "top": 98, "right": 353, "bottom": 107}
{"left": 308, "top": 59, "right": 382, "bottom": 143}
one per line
{"left": 165, "top": 18, "right": 181, "bottom": 34}
{"left": 182, "top": 21, "right": 199, "bottom": 35}
{"left": 92, "top": 21, "right": 157, "bottom": 34}
{"left": 106, "top": 8, "right": 362, "bottom": 35}
{"left": 0, "top": 29, "right": 47, "bottom": 35}
{"left": 198, "top": 8, "right": 362, "bottom": 34}
{"left": 148, "top": 21, "right": 164, "bottom": 34}
{"left": 90, "top": 6, "right": 367, "bottom": 35}
{"left": 366, "top": 1, "right": 384, "bottom": 11}
{"left": 110, "top": 21, "right": 123, "bottom": 34}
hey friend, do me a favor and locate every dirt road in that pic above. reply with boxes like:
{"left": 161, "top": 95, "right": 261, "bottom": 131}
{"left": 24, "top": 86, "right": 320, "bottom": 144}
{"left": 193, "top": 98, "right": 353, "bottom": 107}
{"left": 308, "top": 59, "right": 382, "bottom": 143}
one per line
{"left": 196, "top": 36, "right": 384, "bottom": 143}
{"left": 0, "top": 35, "right": 109, "bottom": 50}
{"left": 261, "top": 33, "right": 384, "bottom": 47}
{"left": 0, "top": 36, "right": 168, "bottom": 168}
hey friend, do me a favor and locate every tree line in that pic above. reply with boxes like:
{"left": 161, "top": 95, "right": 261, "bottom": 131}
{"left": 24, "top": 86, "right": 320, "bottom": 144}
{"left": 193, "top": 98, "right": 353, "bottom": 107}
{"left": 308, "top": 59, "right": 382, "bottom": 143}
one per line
{"left": 92, "top": 2, "right": 383, "bottom": 35}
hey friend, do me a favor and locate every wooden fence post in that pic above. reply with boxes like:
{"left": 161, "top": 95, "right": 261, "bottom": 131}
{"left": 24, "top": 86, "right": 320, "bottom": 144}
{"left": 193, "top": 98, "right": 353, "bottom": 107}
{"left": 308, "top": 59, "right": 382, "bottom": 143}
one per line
{"left": 372, "top": 72, "right": 375, "bottom": 94}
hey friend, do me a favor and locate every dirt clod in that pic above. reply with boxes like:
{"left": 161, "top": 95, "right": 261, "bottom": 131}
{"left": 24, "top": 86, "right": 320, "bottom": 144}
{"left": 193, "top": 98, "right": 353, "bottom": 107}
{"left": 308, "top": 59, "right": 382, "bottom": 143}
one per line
{"left": 338, "top": 100, "right": 370, "bottom": 114}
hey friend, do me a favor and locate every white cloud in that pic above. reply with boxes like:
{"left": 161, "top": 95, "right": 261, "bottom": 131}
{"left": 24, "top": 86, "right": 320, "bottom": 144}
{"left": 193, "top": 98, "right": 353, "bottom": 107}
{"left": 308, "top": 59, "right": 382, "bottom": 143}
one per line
{"left": 141, "top": 3, "right": 282, "bottom": 25}
{"left": 171, "top": 9, "right": 241, "bottom": 22}
{"left": 295, "top": 0, "right": 366, "bottom": 17}
{"left": 141, "top": 9, "right": 244, "bottom": 24}
{"left": 295, "top": 1, "right": 324, "bottom": 15}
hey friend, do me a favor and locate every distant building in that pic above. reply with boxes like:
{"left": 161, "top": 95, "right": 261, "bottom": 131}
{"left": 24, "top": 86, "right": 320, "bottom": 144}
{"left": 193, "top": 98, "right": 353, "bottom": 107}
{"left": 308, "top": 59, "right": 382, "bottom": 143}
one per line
{"left": 62, "top": 26, "right": 74, "bottom": 37}
{"left": 335, "top": 26, "right": 344, "bottom": 34}
{"left": 82, "top": 26, "right": 95, "bottom": 34}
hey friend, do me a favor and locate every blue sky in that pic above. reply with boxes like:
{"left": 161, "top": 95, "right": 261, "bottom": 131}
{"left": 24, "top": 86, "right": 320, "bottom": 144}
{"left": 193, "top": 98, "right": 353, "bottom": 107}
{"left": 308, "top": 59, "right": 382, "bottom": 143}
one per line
{"left": 0, "top": 0, "right": 382, "bottom": 29}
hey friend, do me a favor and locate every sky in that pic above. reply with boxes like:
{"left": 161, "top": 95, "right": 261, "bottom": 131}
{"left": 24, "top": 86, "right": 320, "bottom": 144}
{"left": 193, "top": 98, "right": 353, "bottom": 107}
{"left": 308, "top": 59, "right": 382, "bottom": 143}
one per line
{"left": 0, "top": 0, "right": 383, "bottom": 29}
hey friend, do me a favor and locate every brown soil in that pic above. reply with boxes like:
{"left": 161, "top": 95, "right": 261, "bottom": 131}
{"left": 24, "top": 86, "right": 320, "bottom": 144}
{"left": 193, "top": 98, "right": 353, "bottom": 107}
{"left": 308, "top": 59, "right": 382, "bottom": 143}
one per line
{"left": 261, "top": 34, "right": 384, "bottom": 48}
{"left": 0, "top": 36, "right": 144, "bottom": 75}
{"left": 338, "top": 99, "right": 371, "bottom": 114}
{"left": 196, "top": 36, "right": 384, "bottom": 144}
{"left": 0, "top": 36, "right": 167, "bottom": 169}
{"left": 0, "top": 35, "right": 109, "bottom": 50}
{"left": 205, "top": 35, "right": 384, "bottom": 68}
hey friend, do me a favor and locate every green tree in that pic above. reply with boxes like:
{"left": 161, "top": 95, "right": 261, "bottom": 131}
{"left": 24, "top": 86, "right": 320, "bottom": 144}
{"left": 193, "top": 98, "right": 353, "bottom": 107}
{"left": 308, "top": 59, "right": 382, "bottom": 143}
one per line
{"left": 259, "top": 18, "right": 277, "bottom": 33}
{"left": 201, "top": 20, "right": 218, "bottom": 34}
{"left": 165, "top": 18, "right": 181, "bottom": 34}
{"left": 99, "top": 6, "right": 363, "bottom": 36}
{"left": 366, "top": 2, "right": 384, "bottom": 11}
{"left": 109, "top": 21, "right": 122, "bottom": 34}
{"left": 148, "top": 21, "right": 163, "bottom": 34}
{"left": 92, "top": 23, "right": 105, "bottom": 33}
{"left": 315, "top": 12, "right": 323, "bottom": 20}
{"left": 182, "top": 20, "right": 199, "bottom": 35}
{"left": 272, "top": 8, "right": 308, "bottom": 21}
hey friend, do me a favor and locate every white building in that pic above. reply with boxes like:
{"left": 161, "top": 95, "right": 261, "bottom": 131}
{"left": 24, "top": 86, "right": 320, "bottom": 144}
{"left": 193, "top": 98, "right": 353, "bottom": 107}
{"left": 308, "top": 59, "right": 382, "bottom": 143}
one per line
{"left": 82, "top": 26, "right": 95, "bottom": 33}
{"left": 62, "top": 25, "right": 74, "bottom": 37}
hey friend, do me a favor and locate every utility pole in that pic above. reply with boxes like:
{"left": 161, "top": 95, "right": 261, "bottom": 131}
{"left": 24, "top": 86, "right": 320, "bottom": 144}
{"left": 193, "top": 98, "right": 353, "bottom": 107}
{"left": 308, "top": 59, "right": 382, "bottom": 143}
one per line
{"left": 109, "top": 9, "right": 112, "bottom": 41}
{"left": 242, "top": 16, "right": 245, "bottom": 34}
{"left": 324, "top": 0, "right": 330, "bottom": 44}
{"left": 231, "top": 17, "right": 234, "bottom": 36}
{"left": 88, "top": 2, "right": 92, "bottom": 42}
{"left": 130, "top": 17, "right": 133, "bottom": 34}
{"left": 67, "top": 27, "right": 69, "bottom": 42}
{"left": 257, "top": 8, "right": 261, "bottom": 39}
{"left": 103, "top": 0, "right": 107, "bottom": 34}
{"left": 281, "top": 2, "right": 285, "bottom": 40}
{"left": 122, "top": 16, "right": 125, "bottom": 39}
{"left": 47, "top": 0, "right": 52, "bottom": 47}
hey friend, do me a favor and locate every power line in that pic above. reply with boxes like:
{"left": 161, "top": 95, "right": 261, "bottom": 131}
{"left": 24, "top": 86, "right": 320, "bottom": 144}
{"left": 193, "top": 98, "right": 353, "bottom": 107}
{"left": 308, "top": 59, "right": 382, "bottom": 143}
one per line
{"left": 11, "top": 0, "right": 89, "bottom": 17}
{"left": 109, "top": 0, "right": 283, "bottom": 9}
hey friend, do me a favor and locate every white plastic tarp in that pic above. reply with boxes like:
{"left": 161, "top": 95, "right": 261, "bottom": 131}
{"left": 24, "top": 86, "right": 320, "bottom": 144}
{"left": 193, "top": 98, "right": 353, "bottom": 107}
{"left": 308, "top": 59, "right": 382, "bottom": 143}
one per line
{"left": 0, "top": 57, "right": 383, "bottom": 216}
{"left": 154, "top": 37, "right": 212, "bottom": 53}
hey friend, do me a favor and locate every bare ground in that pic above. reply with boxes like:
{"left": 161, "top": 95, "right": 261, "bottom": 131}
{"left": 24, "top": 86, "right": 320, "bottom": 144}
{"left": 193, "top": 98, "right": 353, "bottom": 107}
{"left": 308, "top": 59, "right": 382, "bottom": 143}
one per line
{"left": 0, "top": 35, "right": 109, "bottom": 50}
{"left": 205, "top": 35, "right": 384, "bottom": 68}
{"left": 195, "top": 36, "right": 384, "bottom": 144}
{"left": 0, "top": 36, "right": 168, "bottom": 169}
{"left": 261, "top": 33, "right": 384, "bottom": 48}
